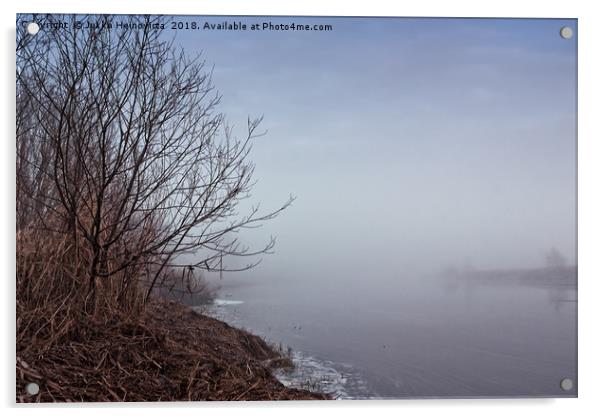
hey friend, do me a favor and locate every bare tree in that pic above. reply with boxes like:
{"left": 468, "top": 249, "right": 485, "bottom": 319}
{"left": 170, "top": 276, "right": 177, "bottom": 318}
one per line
{"left": 545, "top": 248, "right": 567, "bottom": 269}
{"left": 16, "top": 14, "right": 292, "bottom": 309}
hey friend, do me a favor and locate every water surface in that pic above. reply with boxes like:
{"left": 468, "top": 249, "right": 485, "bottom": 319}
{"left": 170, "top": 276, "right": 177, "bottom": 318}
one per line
{"left": 200, "top": 271, "right": 576, "bottom": 399}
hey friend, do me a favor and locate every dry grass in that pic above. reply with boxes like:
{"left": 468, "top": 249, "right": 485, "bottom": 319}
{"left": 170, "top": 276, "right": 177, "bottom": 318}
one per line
{"left": 16, "top": 229, "right": 328, "bottom": 402}
{"left": 17, "top": 298, "right": 328, "bottom": 402}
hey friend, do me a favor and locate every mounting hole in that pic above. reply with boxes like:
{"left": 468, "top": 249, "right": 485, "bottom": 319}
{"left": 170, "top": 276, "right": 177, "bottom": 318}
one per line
{"left": 560, "top": 378, "right": 573, "bottom": 391}
{"left": 25, "top": 382, "right": 39, "bottom": 395}
{"left": 560, "top": 26, "right": 573, "bottom": 40}
{"left": 26, "top": 22, "right": 40, "bottom": 35}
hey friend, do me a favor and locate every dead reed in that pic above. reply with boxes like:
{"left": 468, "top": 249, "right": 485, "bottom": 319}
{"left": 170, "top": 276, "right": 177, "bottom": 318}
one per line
{"left": 16, "top": 230, "right": 327, "bottom": 402}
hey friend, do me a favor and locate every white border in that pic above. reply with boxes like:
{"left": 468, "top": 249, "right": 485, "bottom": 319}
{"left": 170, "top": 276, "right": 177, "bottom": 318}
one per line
{"left": 2, "top": 1, "right": 601, "bottom": 416}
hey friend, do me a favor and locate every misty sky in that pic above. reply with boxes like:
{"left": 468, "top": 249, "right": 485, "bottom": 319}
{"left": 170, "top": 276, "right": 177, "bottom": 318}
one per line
{"left": 171, "top": 17, "right": 577, "bottom": 280}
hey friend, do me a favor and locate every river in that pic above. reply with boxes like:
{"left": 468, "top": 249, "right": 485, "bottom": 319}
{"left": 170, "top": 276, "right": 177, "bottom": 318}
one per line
{"left": 196, "top": 270, "right": 577, "bottom": 399}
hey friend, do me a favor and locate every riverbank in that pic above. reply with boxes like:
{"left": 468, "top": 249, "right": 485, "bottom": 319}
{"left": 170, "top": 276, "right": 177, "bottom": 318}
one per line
{"left": 16, "top": 298, "right": 329, "bottom": 402}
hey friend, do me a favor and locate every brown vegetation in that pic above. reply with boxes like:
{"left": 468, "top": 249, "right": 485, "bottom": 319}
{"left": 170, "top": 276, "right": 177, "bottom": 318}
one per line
{"left": 16, "top": 227, "right": 325, "bottom": 401}
{"left": 17, "top": 297, "right": 327, "bottom": 402}
{"left": 16, "top": 13, "right": 292, "bottom": 313}
{"left": 15, "top": 14, "right": 313, "bottom": 402}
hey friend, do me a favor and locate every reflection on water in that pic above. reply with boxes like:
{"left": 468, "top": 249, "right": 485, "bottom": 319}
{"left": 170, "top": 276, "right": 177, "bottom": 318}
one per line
{"left": 199, "top": 268, "right": 577, "bottom": 399}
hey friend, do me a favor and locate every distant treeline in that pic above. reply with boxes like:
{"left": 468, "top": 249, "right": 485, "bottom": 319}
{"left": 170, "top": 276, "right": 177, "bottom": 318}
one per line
{"left": 458, "top": 265, "right": 577, "bottom": 285}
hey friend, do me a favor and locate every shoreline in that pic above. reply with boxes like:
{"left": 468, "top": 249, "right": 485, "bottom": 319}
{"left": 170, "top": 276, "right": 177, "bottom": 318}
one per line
{"left": 16, "top": 298, "right": 330, "bottom": 402}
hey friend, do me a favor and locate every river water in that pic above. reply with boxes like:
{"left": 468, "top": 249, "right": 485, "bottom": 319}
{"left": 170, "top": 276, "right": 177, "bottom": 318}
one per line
{"left": 198, "top": 272, "right": 577, "bottom": 399}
